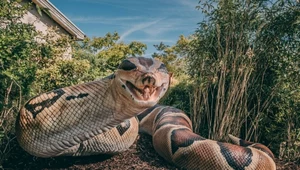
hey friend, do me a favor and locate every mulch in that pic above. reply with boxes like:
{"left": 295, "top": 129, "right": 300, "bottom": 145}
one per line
{"left": 1, "top": 134, "right": 299, "bottom": 170}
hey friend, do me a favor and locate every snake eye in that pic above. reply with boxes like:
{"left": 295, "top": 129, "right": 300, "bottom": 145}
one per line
{"left": 158, "top": 63, "right": 168, "bottom": 73}
{"left": 118, "top": 60, "right": 137, "bottom": 71}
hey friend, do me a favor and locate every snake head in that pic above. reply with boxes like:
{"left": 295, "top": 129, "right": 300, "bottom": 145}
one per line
{"left": 114, "top": 57, "right": 171, "bottom": 107}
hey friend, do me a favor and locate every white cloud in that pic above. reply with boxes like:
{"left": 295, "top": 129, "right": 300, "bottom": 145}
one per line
{"left": 70, "top": 16, "right": 141, "bottom": 24}
{"left": 143, "top": 25, "right": 182, "bottom": 37}
{"left": 177, "top": 0, "right": 198, "bottom": 10}
{"left": 142, "top": 17, "right": 198, "bottom": 37}
{"left": 118, "top": 18, "right": 165, "bottom": 42}
{"left": 126, "top": 38, "right": 175, "bottom": 43}
{"left": 72, "top": 0, "right": 150, "bottom": 12}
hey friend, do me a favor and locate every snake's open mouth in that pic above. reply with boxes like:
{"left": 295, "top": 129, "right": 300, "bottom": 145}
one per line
{"left": 125, "top": 81, "right": 164, "bottom": 101}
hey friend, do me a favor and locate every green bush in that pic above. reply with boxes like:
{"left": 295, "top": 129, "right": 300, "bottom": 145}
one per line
{"left": 0, "top": 0, "right": 148, "bottom": 164}
{"left": 185, "top": 0, "right": 299, "bottom": 161}
{"left": 160, "top": 82, "right": 192, "bottom": 115}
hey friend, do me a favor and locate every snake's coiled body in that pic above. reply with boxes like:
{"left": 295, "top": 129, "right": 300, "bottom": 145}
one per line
{"left": 16, "top": 57, "right": 276, "bottom": 169}
{"left": 138, "top": 105, "right": 276, "bottom": 170}
{"left": 16, "top": 77, "right": 139, "bottom": 157}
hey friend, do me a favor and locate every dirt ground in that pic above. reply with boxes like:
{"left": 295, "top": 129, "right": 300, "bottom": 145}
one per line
{"left": 2, "top": 134, "right": 299, "bottom": 170}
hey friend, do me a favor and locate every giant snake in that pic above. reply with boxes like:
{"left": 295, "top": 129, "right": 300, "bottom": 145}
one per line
{"left": 16, "top": 57, "right": 276, "bottom": 169}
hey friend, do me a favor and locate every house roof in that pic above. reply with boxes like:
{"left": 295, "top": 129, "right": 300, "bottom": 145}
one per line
{"left": 32, "top": 0, "right": 85, "bottom": 40}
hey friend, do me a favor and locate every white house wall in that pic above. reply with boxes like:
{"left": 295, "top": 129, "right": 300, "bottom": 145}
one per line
{"left": 20, "top": 0, "right": 73, "bottom": 59}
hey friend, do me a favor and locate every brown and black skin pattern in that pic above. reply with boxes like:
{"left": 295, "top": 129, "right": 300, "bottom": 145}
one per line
{"left": 17, "top": 56, "right": 276, "bottom": 169}
{"left": 229, "top": 135, "right": 275, "bottom": 161}
{"left": 16, "top": 57, "right": 170, "bottom": 158}
{"left": 138, "top": 105, "right": 276, "bottom": 170}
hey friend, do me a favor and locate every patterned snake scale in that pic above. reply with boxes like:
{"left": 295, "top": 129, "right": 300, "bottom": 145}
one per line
{"left": 16, "top": 57, "right": 276, "bottom": 169}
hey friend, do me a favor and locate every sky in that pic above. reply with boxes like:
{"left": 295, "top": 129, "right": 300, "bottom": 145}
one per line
{"left": 50, "top": 0, "right": 204, "bottom": 56}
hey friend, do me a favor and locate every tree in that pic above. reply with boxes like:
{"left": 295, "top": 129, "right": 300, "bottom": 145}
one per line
{"left": 1, "top": 0, "right": 39, "bottom": 109}
{"left": 0, "top": 1, "right": 148, "bottom": 163}
{"left": 73, "top": 32, "right": 147, "bottom": 79}
{"left": 187, "top": 0, "right": 299, "bottom": 161}
{"left": 254, "top": 0, "right": 299, "bottom": 160}
{"left": 0, "top": 0, "right": 44, "bottom": 161}
{"left": 188, "top": 0, "right": 266, "bottom": 140}
{"left": 152, "top": 35, "right": 191, "bottom": 83}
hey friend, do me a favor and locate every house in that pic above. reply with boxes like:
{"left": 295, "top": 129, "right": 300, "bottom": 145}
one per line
{"left": 21, "top": 0, "right": 85, "bottom": 58}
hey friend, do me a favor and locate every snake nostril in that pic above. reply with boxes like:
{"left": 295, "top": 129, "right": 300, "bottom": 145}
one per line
{"left": 142, "top": 76, "right": 156, "bottom": 86}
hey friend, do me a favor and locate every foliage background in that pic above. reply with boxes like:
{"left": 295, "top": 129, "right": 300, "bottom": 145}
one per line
{"left": 0, "top": 0, "right": 299, "bottom": 166}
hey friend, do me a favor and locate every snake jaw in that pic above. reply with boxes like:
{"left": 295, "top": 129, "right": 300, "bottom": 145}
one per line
{"left": 124, "top": 81, "right": 165, "bottom": 101}
{"left": 115, "top": 57, "right": 170, "bottom": 107}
